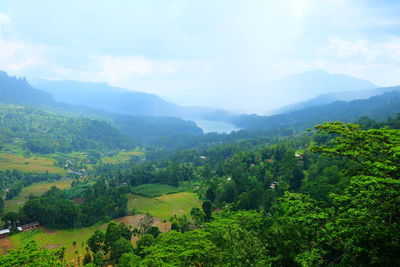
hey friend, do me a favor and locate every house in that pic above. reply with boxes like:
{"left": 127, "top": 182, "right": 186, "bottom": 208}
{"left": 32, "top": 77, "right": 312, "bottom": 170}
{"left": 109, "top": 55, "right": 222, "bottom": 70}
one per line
{"left": 0, "top": 229, "right": 10, "bottom": 238}
{"left": 20, "top": 222, "right": 40, "bottom": 232}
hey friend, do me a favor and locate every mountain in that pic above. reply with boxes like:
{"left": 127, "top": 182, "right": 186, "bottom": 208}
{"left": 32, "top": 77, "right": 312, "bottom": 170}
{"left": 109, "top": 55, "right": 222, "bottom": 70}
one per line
{"left": 29, "top": 79, "right": 232, "bottom": 121}
{"left": 0, "top": 71, "right": 55, "bottom": 106}
{"left": 231, "top": 91, "right": 400, "bottom": 131}
{"left": 258, "top": 69, "right": 377, "bottom": 113}
{"left": 0, "top": 71, "right": 203, "bottom": 145}
{"left": 29, "top": 79, "right": 181, "bottom": 116}
{"left": 275, "top": 85, "right": 400, "bottom": 113}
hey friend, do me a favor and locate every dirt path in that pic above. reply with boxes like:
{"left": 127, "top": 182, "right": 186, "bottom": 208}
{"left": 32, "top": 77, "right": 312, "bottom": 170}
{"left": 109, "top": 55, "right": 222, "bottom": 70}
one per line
{"left": 0, "top": 237, "right": 13, "bottom": 255}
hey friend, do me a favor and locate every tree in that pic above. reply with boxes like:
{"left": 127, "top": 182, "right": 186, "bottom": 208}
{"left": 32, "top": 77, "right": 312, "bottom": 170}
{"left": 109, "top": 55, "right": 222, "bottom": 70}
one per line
{"left": 202, "top": 201, "right": 212, "bottom": 221}
{"left": 117, "top": 253, "right": 141, "bottom": 266}
{"left": 311, "top": 122, "right": 400, "bottom": 179}
{"left": 110, "top": 238, "right": 133, "bottom": 262}
{"left": 104, "top": 221, "right": 132, "bottom": 249}
{"left": 0, "top": 241, "right": 65, "bottom": 267}
{"left": 87, "top": 230, "right": 105, "bottom": 253}
{"left": 190, "top": 207, "right": 206, "bottom": 226}
{"left": 147, "top": 226, "right": 161, "bottom": 238}
{"left": 138, "top": 213, "right": 154, "bottom": 235}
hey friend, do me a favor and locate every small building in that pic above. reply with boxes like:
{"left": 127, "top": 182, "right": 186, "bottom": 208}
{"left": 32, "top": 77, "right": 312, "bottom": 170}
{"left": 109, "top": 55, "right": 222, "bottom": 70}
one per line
{"left": 0, "top": 229, "right": 10, "bottom": 238}
{"left": 20, "top": 222, "right": 40, "bottom": 232}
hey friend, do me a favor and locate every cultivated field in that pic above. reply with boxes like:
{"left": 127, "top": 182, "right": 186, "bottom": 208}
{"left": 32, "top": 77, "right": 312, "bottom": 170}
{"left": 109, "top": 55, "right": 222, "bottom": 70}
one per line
{"left": 127, "top": 192, "right": 202, "bottom": 220}
{"left": 2, "top": 179, "right": 74, "bottom": 214}
{"left": 0, "top": 153, "right": 66, "bottom": 175}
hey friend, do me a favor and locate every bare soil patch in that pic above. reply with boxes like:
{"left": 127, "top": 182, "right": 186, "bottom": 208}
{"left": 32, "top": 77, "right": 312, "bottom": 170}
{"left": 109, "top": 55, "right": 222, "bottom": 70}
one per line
{"left": 0, "top": 237, "right": 13, "bottom": 255}
{"left": 45, "top": 244, "right": 61, "bottom": 249}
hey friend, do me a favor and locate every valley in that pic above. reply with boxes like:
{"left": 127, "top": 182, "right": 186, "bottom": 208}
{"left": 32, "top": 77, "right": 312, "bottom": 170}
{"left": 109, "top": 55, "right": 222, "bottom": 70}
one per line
{"left": 0, "top": 71, "right": 399, "bottom": 266}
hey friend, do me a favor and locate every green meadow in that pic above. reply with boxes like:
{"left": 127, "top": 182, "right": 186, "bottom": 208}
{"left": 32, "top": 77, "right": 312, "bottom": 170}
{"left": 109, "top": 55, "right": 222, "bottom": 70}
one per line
{"left": 101, "top": 150, "right": 144, "bottom": 164}
{"left": 127, "top": 192, "right": 202, "bottom": 220}
{"left": 2, "top": 179, "right": 74, "bottom": 214}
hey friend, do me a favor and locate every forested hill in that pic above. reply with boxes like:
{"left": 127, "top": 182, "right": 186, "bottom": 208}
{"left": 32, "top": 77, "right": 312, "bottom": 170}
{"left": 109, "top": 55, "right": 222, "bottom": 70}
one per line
{"left": 276, "top": 85, "right": 400, "bottom": 113}
{"left": 30, "top": 79, "right": 232, "bottom": 120}
{"left": 232, "top": 91, "right": 400, "bottom": 131}
{"left": 0, "top": 71, "right": 54, "bottom": 106}
{"left": 0, "top": 104, "right": 133, "bottom": 153}
{"left": 0, "top": 71, "right": 203, "bottom": 144}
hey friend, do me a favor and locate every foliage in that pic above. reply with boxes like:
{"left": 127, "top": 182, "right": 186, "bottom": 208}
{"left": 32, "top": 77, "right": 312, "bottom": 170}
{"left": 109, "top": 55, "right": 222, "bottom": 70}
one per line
{"left": 0, "top": 241, "right": 65, "bottom": 267}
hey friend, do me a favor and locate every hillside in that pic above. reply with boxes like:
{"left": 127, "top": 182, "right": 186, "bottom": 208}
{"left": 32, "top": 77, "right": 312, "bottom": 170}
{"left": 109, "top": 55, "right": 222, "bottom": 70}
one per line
{"left": 0, "top": 104, "right": 132, "bottom": 153}
{"left": 231, "top": 91, "right": 400, "bottom": 131}
{"left": 276, "top": 85, "right": 400, "bottom": 113}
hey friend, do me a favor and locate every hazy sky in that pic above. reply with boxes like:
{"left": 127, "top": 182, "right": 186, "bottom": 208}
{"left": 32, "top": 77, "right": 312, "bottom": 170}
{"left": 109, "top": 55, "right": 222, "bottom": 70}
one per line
{"left": 1, "top": 0, "right": 400, "bottom": 112}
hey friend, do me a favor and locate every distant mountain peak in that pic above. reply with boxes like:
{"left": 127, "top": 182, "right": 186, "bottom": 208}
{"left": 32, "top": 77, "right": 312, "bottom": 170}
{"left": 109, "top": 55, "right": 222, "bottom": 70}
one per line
{"left": 257, "top": 69, "right": 378, "bottom": 113}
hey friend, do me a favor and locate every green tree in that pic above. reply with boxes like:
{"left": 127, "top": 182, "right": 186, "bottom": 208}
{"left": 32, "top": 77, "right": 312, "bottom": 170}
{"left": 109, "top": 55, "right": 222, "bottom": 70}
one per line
{"left": 110, "top": 237, "right": 133, "bottom": 262}
{"left": 87, "top": 230, "right": 105, "bottom": 253}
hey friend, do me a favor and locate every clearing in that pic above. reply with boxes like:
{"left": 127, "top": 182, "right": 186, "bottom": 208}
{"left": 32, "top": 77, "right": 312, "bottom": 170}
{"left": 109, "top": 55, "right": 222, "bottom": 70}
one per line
{"left": 127, "top": 192, "right": 202, "bottom": 220}
{"left": 101, "top": 150, "right": 144, "bottom": 164}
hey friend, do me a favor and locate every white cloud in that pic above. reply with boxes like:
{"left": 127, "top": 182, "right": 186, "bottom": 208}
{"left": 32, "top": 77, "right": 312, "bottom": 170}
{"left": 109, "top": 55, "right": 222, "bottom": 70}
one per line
{"left": 0, "top": 13, "right": 10, "bottom": 25}
{"left": 318, "top": 37, "right": 400, "bottom": 63}
{"left": 0, "top": 38, "right": 47, "bottom": 72}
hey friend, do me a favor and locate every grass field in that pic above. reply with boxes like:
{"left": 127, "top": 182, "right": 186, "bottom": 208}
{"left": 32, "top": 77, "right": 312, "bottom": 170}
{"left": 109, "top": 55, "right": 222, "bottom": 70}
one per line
{"left": 127, "top": 192, "right": 202, "bottom": 220}
{"left": 101, "top": 150, "right": 144, "bottom": 164}
{"left": 9, "top": 224, "right": 106, "bottom": 264}
{"left": 8, "top": 214, "right": 170, "bottom": 264}
{"left": 0, "top": 153, "right": 66, "bottom": 175}
{"left": 131, "top": 183, "right": 184, "bottom": 197}
{"left": 6, "top": 191, "right": 200, "bottom": 263}
{"left": 2, "top": 179, "right": 74, "bottom": 214}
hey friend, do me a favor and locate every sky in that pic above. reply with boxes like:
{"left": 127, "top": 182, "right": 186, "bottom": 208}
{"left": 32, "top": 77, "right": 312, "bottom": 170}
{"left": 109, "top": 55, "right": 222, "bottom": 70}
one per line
{"left": 1, "top": 0, "right": 400, "bottom": 112}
